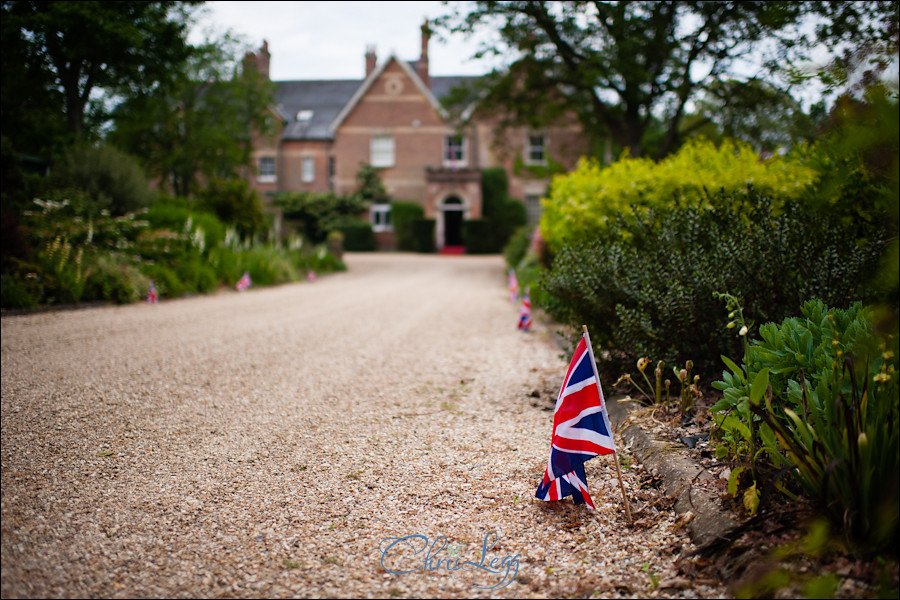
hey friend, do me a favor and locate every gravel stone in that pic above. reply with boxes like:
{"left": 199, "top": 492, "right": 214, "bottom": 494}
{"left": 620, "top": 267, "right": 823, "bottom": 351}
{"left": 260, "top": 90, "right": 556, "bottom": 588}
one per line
{"left": 2, "top": 253, "right": 728, "bottom": 598}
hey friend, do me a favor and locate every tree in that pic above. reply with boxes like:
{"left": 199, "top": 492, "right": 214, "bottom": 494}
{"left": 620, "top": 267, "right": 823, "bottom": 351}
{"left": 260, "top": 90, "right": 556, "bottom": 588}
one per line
{"left": 436, "top": 1, "right": 897, "bottom": 159}
{"left": 108, "top": 37, "right": 276, "bottom": 198}
{"left": 1, "top": 1, "right": 197, "bottom": 142}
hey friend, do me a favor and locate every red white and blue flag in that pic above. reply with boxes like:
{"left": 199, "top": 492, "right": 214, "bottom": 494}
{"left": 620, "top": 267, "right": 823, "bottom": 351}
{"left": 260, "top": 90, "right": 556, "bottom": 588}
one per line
{"left": 518, "top": 287, "right": 533, "bottom": 331}
{"left": 536, "top": 330, "right": 616, "bottom": 508}
{"left": 146, "top": 280, "right": 158, "bottom": 304}
{"left": 236, "top": 271, "right": 251, "bottom": 291}
{"left": 307, "top": 270, "right": 317, "bottom": 282}
{"left": 508, "top": 269, "right": 519, "bottom": 303}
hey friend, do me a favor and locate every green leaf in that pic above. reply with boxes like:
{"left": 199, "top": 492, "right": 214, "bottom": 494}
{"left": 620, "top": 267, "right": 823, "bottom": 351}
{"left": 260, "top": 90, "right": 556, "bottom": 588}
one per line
{"left": 721, "top": 355, "right": 744, "bottom": 381}
{"left": 749, "top": 368, "right": 770, "bottom": 406}
{"left": 743, "top": 483, "right": 760, "bottom": 515}
{"left": 728, "top": 466, "right": 747, "bottom": 497}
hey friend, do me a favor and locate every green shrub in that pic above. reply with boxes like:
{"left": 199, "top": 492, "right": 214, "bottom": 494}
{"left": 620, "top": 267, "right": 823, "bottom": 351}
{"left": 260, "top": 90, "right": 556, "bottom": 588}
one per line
{"left": 145, "top": 195, "right": 227, "bottom": 250}
{"left": 462, "top": 219, "right": 494, "bottom": 254}
{"left": 1, "top": 272, "right": 40, "bottom": 309}
{"left": 391, "top": 201, "right": 425, "bottom": 251}
{"left": 81, "top": 253, "right": 148, "bottom": 304}
{"left": 540, "top": 137, "right": 818, "bottom": 252}
{"left": 541, "top": 189, "right": 891, "bottom": 380}
{"left": 505, "top": 225, "right": 533, "bottom": 270}
{"left": 711, "top": 299, "right": 899, "bottom": 549}
{"left": 411, "top": 218, "right": 435, "bottom": 253}
{"left": 49, "top": 143, "right": 152, "bottom": 216}
{"left": 275, "top": 190, "right": 367, "bottom": 245}
{"left": 197, "top": 178, "right": 266, "bottom": 240}
{"left": 481, "top": 167, "right": 527, "bottom": 252}
{"left": 335, "top": 218, "right": 375, "bottom": 251}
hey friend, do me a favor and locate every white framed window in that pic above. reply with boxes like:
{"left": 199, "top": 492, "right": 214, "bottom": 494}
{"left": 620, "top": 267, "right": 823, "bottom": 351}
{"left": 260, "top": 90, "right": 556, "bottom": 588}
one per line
{"left": 526, "top": 135, "right": 547, "bottom": 165}
{"left": 525, "top": 194, "right": 543, "bottom": 225}
{"left": 371, "top": 204, "right": 392, "bottom": 232}
{"left": 297, "top": 109, "right": 314, "bottom": 122}
{"left": 301, "top": 156, "right": 315, "bottom": 183}
{"left": 258, "top": 156, "right": 276, "bottom": 183}
{"left": 443, "top": 135, "right": 467, "bottom": 167}
{"left": 370, "top": 135, "right": 395, "bottom": 168}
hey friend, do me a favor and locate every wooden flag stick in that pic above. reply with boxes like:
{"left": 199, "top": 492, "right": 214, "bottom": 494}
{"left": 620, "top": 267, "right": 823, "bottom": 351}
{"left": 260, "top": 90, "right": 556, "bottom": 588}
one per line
{"left": 613, "top": 451, "right": 633, "bottom": 525}
{"left": 582, "top": 325, "right": 633, "bottom": 525}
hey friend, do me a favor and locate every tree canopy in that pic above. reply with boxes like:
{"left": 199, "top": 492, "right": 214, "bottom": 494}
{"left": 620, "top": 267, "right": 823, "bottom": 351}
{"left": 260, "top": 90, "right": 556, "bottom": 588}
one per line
{"left": 108, "top": 36, "right": 276, "bottom": 198}
{"left": 1, "top": 1, "right": 197, "bottom": 144}
{"left": 436, "top": 1, "right": 898, "bottom": 159}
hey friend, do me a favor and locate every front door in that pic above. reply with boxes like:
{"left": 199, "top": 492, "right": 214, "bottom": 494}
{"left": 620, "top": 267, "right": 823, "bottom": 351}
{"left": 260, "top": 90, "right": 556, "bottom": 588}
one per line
{"left": 444, "top": 207, "right": 464, "bottom": 246}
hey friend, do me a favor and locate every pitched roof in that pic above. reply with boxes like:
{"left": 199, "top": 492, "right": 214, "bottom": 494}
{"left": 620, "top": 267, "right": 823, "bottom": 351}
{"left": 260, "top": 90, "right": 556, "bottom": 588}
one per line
{"left": 274, "top": 67, "right": 480, "bottom": 141}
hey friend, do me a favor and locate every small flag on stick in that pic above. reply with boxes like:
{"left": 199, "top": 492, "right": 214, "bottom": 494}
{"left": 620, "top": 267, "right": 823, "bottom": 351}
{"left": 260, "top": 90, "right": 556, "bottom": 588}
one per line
{"left": 518, "top": 287, "right": 532, "bottom": 331}
{"left": 536, "top": 325, "right": 632, "bottom": 523}
{"left": 146, "top": 280, "right": 158, "bottom": 304}
{"left": 307, "top": 270, "right": 317, "bottom": 282}
{"left": 235, "top": 271, "right": 251, "bottom": 291}
{"left": 508, "top": 269, "right": 519, "bottom": 303}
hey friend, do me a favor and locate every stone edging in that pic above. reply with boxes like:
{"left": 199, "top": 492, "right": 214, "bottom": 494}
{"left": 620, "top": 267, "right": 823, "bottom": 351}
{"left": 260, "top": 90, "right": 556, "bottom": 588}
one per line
{"left": 606, "top": 396, "right": 741, "bottom": 547}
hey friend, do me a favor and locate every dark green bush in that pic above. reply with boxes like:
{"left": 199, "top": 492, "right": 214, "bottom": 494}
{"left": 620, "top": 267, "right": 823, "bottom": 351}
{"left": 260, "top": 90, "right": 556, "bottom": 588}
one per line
{"left": 145, "top": 195, "right": 227, "bottom": 250}
{"left": 504, "top": 225, "right": 533, "bottom": 269}
{"left": 335, "top": 218, "right": 375, "bottom": 251}
{"left": 391, "top": 201, "right": 425, "bottom": 251}
{"left": 411, "top": 218, "right": 435, "bottom": 253}
{"left": 542, "top": 189, "right": 891, "bottom": 380}
{"left": 50, "top": 144, "right": 152, "bottom": 216}
{"left": 275, "top": 190, "right": 366, "bottom": 244}
{"left": 481, "top": 167, "right": 527, "bottom": 252}
{"left": 197, "top": 178, "right": 266, "bottom": 240}
{"left": 462, "top": 219, "right": 494, "bottom": 254}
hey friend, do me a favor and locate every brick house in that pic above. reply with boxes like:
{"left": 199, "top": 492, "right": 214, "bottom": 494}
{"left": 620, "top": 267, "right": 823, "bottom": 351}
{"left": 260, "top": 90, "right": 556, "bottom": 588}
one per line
{"left": 247, "top": 21, "right": 589, "bottom": 251}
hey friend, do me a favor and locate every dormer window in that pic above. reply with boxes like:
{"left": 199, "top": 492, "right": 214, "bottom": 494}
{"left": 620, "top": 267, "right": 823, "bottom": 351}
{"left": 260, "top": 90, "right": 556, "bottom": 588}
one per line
{"left": 297, "top": 109, "right": 314, "bottom": 122}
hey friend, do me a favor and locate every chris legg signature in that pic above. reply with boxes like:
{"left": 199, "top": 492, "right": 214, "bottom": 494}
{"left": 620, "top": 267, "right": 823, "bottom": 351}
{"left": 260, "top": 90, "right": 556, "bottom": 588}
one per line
{"left": 379, "top": 531, "right": 520, "bottom": 589}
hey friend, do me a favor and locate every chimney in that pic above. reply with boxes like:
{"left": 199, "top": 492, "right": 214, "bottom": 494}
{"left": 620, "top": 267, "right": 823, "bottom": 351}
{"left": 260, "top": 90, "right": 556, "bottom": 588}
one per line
{"left": 416, "top": 19, "right": 431, "bottom": 89}
{"left": 365, "top": 44, "right": 377, "bottom": 77}
{"left": 257, "top": 40, "right": 271, "bottom": 80}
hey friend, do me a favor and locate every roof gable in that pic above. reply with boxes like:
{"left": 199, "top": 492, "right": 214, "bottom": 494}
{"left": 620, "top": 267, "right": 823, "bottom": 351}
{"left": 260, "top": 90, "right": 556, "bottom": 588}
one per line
{"left": 329, "top": 55, "right": 448, "bottom": 133}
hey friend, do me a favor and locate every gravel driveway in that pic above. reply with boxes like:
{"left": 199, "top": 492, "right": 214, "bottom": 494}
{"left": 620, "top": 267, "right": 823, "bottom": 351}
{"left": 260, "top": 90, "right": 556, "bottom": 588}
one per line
{"left": 2, "top": 253, "right": 726, "bottom": 598}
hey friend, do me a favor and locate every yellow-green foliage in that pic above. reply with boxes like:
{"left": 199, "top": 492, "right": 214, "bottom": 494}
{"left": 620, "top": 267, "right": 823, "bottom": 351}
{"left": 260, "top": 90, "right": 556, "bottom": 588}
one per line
{"left": 540, "top": 138, "right": 818, "bottom": 251}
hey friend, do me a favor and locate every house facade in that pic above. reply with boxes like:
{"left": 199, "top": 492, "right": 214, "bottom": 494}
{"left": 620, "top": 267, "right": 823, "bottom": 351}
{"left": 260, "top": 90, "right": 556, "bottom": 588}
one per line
{"left": 246, "top": 22, "right": 590, "bottom": 251}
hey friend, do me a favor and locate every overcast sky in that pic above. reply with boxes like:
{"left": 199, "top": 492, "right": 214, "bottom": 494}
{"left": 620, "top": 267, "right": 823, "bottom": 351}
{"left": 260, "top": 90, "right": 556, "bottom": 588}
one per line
{"left": 188, "top": 1, "right": 504, "bottom": 81}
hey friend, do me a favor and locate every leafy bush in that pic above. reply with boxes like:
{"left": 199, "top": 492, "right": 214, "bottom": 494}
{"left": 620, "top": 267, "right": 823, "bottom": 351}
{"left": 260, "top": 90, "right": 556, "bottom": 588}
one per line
{"left": 49, "top": 143, "right": 152, "bottom": 216}
{"left": 711, "top": 299, "right": 899, "bottom": 549}
{"left": 462, "top": 219, "right": 494, "bottom": 254}
{"left": 411, "top": 218, "right": 435, "bottom": 253}
{"left": 335, "top": 218, "right": 375, "bottom": 251}
{"left": 391, "top": 201, "right": 425, "bottom": 251}
{"left": 197, "top": 178, "right": 266, "bottom": 240}
{"left": 541, "top": 189, "right": 891, "bottom": 380}
{"left": 540, "top": 137, "right": 818, "bottom": 252}
{"left": 145, "top": 195, "right": 226, "bottom": 250}
{"left": 481, "top": 167, "right": 527, "bottom": 252}
{"left": 504, "top": 225, "right": 533, "bottom": 270}
{"left": 275, "top": 190, "right": 366, "bottom": 244}
{"left": 81, "top": 252, "right": 149, "bottom": 304}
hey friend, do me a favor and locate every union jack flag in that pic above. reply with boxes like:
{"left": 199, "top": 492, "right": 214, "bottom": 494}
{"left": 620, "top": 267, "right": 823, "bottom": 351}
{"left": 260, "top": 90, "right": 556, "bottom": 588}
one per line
{"left": 235, "top": 271, "right": 251, "bottom": 291}
{"left": 535, "top": 330, "right": 616, "bottom": 507}
{"left": 307, "top": 270, "right": 317, "bottom": 282}
{"left": 146, "top": 281, "right": 158, "bottom": 304}
{"left": 518, "top": 287, "right": 532, "bottom": 331}
{"left": 508, "top": 269, "right": 519, "bottom": 303}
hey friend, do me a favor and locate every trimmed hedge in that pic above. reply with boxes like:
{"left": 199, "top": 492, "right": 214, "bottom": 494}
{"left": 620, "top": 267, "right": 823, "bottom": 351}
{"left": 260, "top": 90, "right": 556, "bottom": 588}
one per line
{"left": 541, "top": 189, "right": 891, "bottom": 380}
{"left": 391, "top": 201, "right": 424, "bottom": 251}
{"left": 335, "top": 219, "right": 375, "bottom": 251}
{"left": 462, "top": 219, "right": 494, "bottom": 254}
{"left": 411, "top": 218, "right": 435, "bottom": 253}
